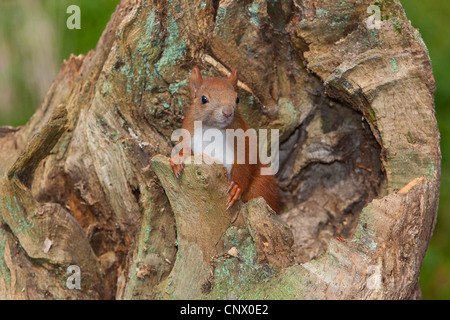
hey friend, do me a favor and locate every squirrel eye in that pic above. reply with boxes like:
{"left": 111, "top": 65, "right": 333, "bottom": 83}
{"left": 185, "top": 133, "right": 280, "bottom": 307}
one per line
{"left": 236, "top": 97, "right": 240, "bottom": 104}
{"left": 201, "top": 96, "right": 209, "bottom": 104}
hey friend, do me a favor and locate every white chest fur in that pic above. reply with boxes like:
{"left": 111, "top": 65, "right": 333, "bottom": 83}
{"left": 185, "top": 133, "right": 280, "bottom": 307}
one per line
{"left": 191, "top": 125, "right": 234, "bottom": 179}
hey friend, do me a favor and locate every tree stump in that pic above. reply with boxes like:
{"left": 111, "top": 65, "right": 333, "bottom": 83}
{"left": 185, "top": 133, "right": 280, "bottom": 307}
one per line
{"left": 0, "top": 0, "right": 439, "bottom": 300}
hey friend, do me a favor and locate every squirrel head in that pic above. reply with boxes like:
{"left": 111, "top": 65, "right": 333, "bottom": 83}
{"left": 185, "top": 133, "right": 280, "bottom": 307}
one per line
{"left": 189, "top": 66, "right": 239, "bottom": 129}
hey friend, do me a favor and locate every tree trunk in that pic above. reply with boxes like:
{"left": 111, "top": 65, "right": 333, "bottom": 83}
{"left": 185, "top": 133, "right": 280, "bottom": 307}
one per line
{"left": 0, "top": 0, "right": 439, "bottom": 300}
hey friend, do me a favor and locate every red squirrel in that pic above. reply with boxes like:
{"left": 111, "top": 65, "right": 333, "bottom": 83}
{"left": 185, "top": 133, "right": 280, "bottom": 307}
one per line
{"left": 170, "top": 66, "right": 279, "bottom": 214}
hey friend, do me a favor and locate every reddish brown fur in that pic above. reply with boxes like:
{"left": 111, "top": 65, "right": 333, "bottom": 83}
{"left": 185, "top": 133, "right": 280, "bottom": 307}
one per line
{"left": 170, "top": 67, "right": 279, "bottom": 214}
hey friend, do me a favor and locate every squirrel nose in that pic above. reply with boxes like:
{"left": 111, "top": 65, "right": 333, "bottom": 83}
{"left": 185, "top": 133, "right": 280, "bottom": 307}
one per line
{"left": 222, "top": 109, "right": 233, "bottom": 118}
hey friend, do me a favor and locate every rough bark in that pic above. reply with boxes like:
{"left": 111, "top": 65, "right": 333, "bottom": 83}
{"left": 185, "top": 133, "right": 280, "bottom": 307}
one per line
{"left": 0, "top": 0, "right": 439, "bottom": 300}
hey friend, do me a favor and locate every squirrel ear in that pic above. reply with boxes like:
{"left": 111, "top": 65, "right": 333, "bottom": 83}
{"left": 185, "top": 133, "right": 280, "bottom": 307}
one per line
{"left": 227, "top": 67, "right": 238, "bottom": 87}
{"left": 189, "top": 66, "right": 203, "bottom": 98}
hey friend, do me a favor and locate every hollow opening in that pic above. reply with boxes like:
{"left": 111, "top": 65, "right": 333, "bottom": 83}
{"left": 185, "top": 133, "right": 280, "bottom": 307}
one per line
{"left": 276, "top": 96, "right": 385, "bottom": 263}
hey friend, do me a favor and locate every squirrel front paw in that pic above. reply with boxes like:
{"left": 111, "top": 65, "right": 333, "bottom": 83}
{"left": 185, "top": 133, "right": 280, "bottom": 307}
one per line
{"left": 226, "top": 180, "right": 242, "bottom": 210}
{"left": 170, "top": 154, "right": 185, "bottom": 178}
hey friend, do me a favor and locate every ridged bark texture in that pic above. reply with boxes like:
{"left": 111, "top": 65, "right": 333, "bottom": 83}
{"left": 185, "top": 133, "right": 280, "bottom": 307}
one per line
{"left": 0, "top": 0, "right": 439, "bottom": 299}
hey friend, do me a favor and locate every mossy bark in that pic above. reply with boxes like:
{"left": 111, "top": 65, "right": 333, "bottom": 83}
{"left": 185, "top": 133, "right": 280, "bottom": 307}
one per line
{"left": 0, "top": 0, "right": 439, "bottom": 299}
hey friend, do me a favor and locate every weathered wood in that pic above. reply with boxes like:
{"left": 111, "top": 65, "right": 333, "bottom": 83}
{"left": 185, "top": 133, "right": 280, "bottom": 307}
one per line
{"left": 0, "top": 0, "right": 440, "bottom": 300}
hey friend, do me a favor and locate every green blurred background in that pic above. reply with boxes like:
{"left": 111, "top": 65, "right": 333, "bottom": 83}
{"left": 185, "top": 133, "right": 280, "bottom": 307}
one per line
{"left": 400, "top": 0, "right": 450, "bottom": 300}
{"left": 0, "top": 0, "right": 448, "bottom": 299}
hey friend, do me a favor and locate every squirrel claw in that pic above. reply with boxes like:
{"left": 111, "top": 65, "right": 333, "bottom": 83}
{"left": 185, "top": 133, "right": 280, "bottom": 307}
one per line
{"left": 226, "top": 181, "right": 242, "bottom": 210}
{"left": 170, "top": 156, "right": 184, "bottom": 178}
{"left": 227, "top": 181, "right": 236, "bottom": 193}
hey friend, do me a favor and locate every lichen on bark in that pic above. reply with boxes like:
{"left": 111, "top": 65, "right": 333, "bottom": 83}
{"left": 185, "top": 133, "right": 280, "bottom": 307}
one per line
{"left": 0, "top": 0, "right": 440, "bottom": 300}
